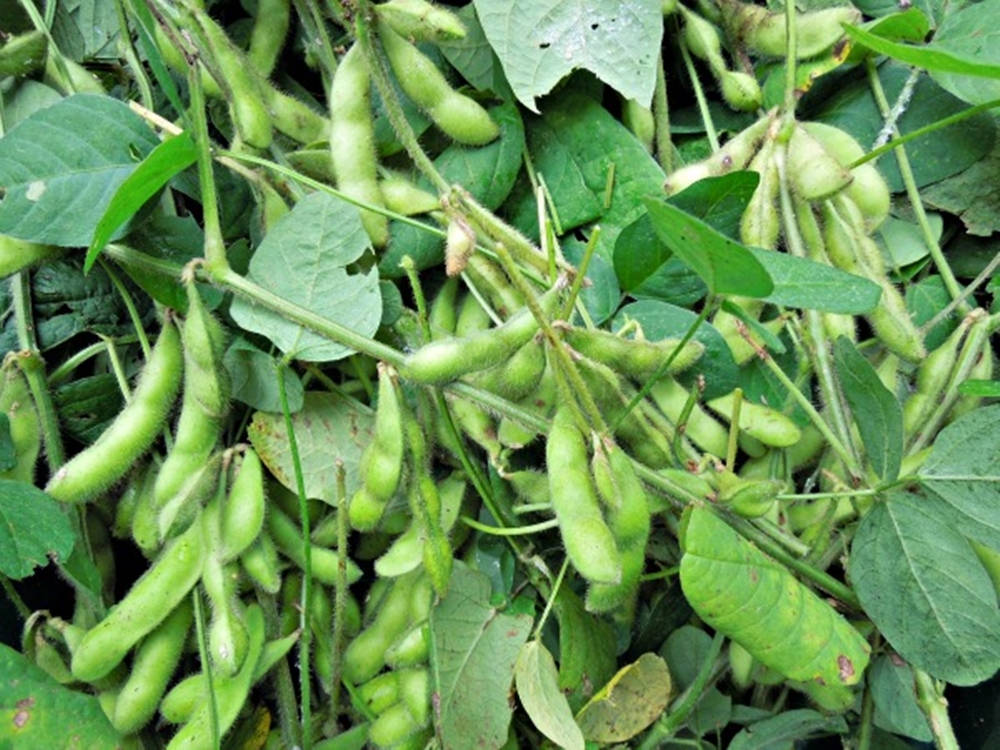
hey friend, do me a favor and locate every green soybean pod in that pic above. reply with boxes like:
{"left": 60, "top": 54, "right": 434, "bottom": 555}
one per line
{"left": 330, "top": 43, "right": 389, "bottom": 248}
{"left": 349, "top": 364, "right": 404, "bottom": 531}
{"left": 181, "top": 281, "right": 229, "bottom": 419}
{"left": 71, "top": 513, "right": 206, "bottom": 683}
{"left": 368, "top": 701, "right": 427, "bottom": 749}
{"left": 46, "top": 321, "right": 183, "bottom": 504}
{"left": 219, "top": 448, "right": 266, "bottom": 562}
{"left": 719, "top": 68, "right": 762, "bottom": 112}
{"left": 375, "top": 0, "right": 466, "bottom": 42}
{"left": 463, "top": 254, "right": 525, "bottom": 320}
{"left": 113, "top": 462, "right": 155, "bottom": 540}
{"left": 0, "top": 235, "right": 61, "bottom": 277}
{"left": 623, "top": 97, "right": 655, "bottom": 152}
{"left": 428, "top": 277, "right": 460, "bottom": 337}
{"left": 247, "top": 0, "right": 290, "bottom": 77}
{"left": 586, "top": 440, "right": 650, "bottom": 614}
{"left": 786, "top": 124, "right": 852, "bottom": 201}
{"left": 0, "top": 360, "right": 39, "bottom": 483}
{"left": 267, "top": 506, "right": 362, "bottom": 585}
{"left": 562, "top": 327, "right": 704, "bottom": 380}
{"left": 379, "top": 172, "right": 440, "bottom": 217}
{"left": 465, "top": 337, "right": 545, "bottom": 401}
{"left": 192, "top": 7, "right": 272, "bottom": 149}
{"left": 397, "top": 667, "right": 431, "bottom": 726}
{"left": 648, "top": 378, "right": 729, "bottom": 457}
{"left": 112, "top": 599, "right": 192, "bottom": 734}
{"left": 203, "top": 497, "right": 249, "bottom": 676}
{"left": 240, "top": 531, "right": 282, "bottom": 594}
{"left": 385, "top": 621, "right": 429, "bottom": 668}
{"left": 160, "top": 675, "right": 201, "bottom": 724}
{"left": 343, "top": 574, "right": 414, "bottom": 684}
{"left": 680, "top": 505, "right": 870, "bottom": 685}
{"left": 378, "top": 21, "right": 499, "bottom": 146}
{"left": 359, "top": 672, "right": 400, "bottom": 716}
{"left": 740, "top": 136, "right": 780, "bottom": 250}
{"left": 403, "top": 286, "right": 560, "bottom": 385}
{"left": 546, "top": 407, "right": 622, "bottom": 585}
{"left": 680, "top": 7, "right": 726, "bottom": 73}
{"left": 707, "top": 391, "right": 801, "bottom": 448}
{"left": 164, "top": 604, "right": 265, "bottom": 750}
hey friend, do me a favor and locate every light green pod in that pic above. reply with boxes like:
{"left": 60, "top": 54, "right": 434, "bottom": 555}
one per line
{"left": 71, "top": 514, "right": 206, "bottom": 683}
{"left": 330, "top": 43, "right": 389, "bottom": 247}
{"left": 649, "top": 378, "right": 729, "bottom": 457}
{"left": 623, "top": 97, "right": 655, "bottom": 152}
{"left": 219, "top": 448, "right": 266, "bottom": 562}
{"left": 719, "top": 69, "right": 762, "bottom": 112}
{"left": 112, "top": 599, "right": 192, "bottom": 734}
{"left": 385, "top": 621, "right": 429, "bottom": 668}
{"left": 707, "top": 391, "right": 802, "bottom": 448}
{"left": 562, "top": 327, "right": 704, "bottom": 380}
{"left": 343, "top": 574, "right": 415, "bottom": 684}
{"left": 247, "top": 0, "right": 290, "bottom": 77}
{"left": 240, "top": 531, "right": 282, "bottom": 594}
{"left": 375, "top": 0, "right": 467, "bottom": 42}
{"left": 0, "top": 235, "right": 61, "bottom": 277}
{"left": 729, "top": 2, "right": 861, "bottom": 59}
{"left": 267, "top": 507, "right": 363, "bottom": 585}
{"left": 0, "top": 361, "right": 39, "bottom": 484}
{"left": 46, "top": 322, "right": 183, "bottom": 504}
{"left": 368, "top": 701, "right": 427, "bottom": 749}
{"left": 379, "top": 22, "right": 499, "bottom": 145}
{"left": 465, "top": 337, "right": 545, "bottom": 401}
{"left": 786, "top": 124, "right": 852, "bottom": 201}
{"left": 546, "top": 407, "right": 622, "bottom": 585}
{"left": 379, "top": 172, "right": 440, "bottom": 216}
{"left": 358, "top": 671, "right": 400, "bottom": 716}
{"left": 741, "top": 138, "right": 780, "bottom": 249}
{"left": 681, "top": 7, "right": 726, "bottom": 73}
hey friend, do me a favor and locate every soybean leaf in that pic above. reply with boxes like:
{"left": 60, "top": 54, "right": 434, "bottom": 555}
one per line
{"left": 553, "top": 587, "right": 617, "bottom": 712}
{"left": 229, "top": 192, "right": 381, "bottom": 362}
{"left": 905, "top": 275, "right": 958, "bottom": 350}
{"left": 926, "top": 0, "right": 1000, "bottom": 105}
{"left": 749, "top": 248, "right": 883, "bottom": 314}
{"left": 514, "top": 640, "right": 585, "bottom": 750}
{"left": 51, "top": 375, "right": 123, "bottom": 445}
{"left": 0, "top": 415, "right": 14, "bottom": 471}
{"left": 614, "top": 300, "right": 738, "bottom": 400}
{"left": 0, "top": 643, "right": 123, "bottom": 747}
{"left": 849, "top": 491, "right": 1000, "bottom": 685}
{"left": 438, "top": 5, "right": 507, "bottom": 93}
{"left": 613, "top": 213, "right": 706, "bottom": 305}
{"left": 508, "top": 91, "right": 665, "bottom": 260}
{"left": 918, "top": 404, "right": 1000, "bottom": 550}
{"left": 869, "top": 656, "right": 933, "bottom": 742}
{"left": 680, "top": 506, "right": 870, "bottom": 686}
{"left": 85, "top": 131, "right": 197, "bottom": 271}
{"left": 667, "top": 171, "right": 760, "bottom": 239}
{"left": 224, "top": 337, "right": 305, "bottom": 414}
{"left": 574, "top": 653, "right": 672, "bottom": 743}
{"left": 807, "top": 63, "right": 996, "bottom": 192}
{"left": 473, "top": 0, "right": 661, "bottom": 112}
{"left": 0, "top": 94, "right": 159, "bottom": 246}
{"left": 727, "top": 709, "right": 849, "bottom": 750}
{"left": 922, "top": 134, "right": 1000, "bottom": 236}
{"left": 430, "top": 562, "right": 532, "bottom": 750}
{"left": 719, "top": 299, "right": 786, "bottom": 354}
{"left": 833, "top": 336, "right": 903, "bottom": 481}
{"left": 563, "top": 237, "right": 619, "bottom": 325}
{"left": 643, "top": 197, "right": 773, "bottom": 298}
{"left": 51, "top": 0, "right": 119, "bottom": 60}
{"left": 878, "top": 214, "right": 943, "bottom": 268}
{"left": 0, "top": 480, "right": 75, "bottom": 579}
{"left": 4, "top": 80, "right": 62, "bottom": 130}
{"left": 248, "top": 392, "right": 373, "bottom": 504}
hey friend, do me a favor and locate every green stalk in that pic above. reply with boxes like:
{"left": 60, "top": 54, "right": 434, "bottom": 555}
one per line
{"left": 330, "top": 463, "right": 349, "bottom": 721}
{"left": 187, "top": 63, "right": 230, "bottom": 274}
{"left": 192, "top": 588, "right": 222, "bottom": 750}
{"left": 914, "top": 669, "right": 960, "bottom": 750}
{"left": 680, "top": 44, "right": 719, "bottom": 151}
{"left": 653, "top": 53, "right": 674, "bottom": 172}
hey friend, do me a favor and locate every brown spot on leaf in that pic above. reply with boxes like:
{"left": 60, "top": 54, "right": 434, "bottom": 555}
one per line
{"left": 838, "top": 654, "right": 855, "bottom": 682}
{"left": 890, "top": 652, "right": 906, "bottom": 667}
{"left": 749, "top": 568, "right": 758, "bottom": 583}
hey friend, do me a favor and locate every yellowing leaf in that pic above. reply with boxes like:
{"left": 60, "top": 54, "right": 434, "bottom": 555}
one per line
{"left": 575, "top": 652, "right": 671, "bottom": 743}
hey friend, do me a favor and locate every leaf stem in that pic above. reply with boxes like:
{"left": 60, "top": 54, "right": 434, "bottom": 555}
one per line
{"left": 681, "top": 44, "right": 719, "bottom": 151}
{"left": 653, "top": 52, "right": 674, "bottom": 172}
{"left": 330, "top": 461, "right": 349, "bottom": 720}
{"left": 187, "top": 62, "right": 230, "bottom": 275}
{"left": 192, "top": 588, "right": 222, "bottom": 750}
{"left": 914, "top": 668, "right": 960, "bottom": 750}
{"left": 532, "top": 558, "right": 570, "bottom": 641}
{"left": 460, "top": 516, "right": 559, "bottom": 536}
{"left": 865, "top": 60, "right": 965, "bottom": 309}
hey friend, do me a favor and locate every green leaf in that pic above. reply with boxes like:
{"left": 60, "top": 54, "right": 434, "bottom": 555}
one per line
{"left": 615, "top": 300, "right": 738, "bottom": 400}
{"left": 833, "top": 336, "right": 903, "bottom": 481}
{"left": 918, "top": 404, "right": 1000, "bottom": 550}
{"left": 438, "top": 5, "right": 506, "bottom": 92}
{"left": 643, "top": 197, "right": 773, "bottom": 298}
{"left": 552, "top": 587, "right": 617, "bottom": 712}
{"left": 85, "top": 132, "right": 197, "bottom": 271}
{"left": 0, "top": 643, "right": 123, "bottom": 748}
{"left": 921, "top": 132, "right": 1000, "bottom": 236}
{"left": 808, "top": 63, "right": 996, "bottom": 192}
{"left": 51, "top": 374, "right": 123, "bottom": 445}
{"left": 224, "top": 337, "right": 305, "bottom": 414}
{"left": 0, "top": 415, "right": 16, "bottom": 472}
{"left": 229, "top": 192, "right": 382, "bottom": 362}
{"left": 958, "top": 379, "right": 1000, "bottom": 396}
{"left": 51, "top": 0, "right": 119, "bottom": 61}
{"left": 508, "top": 91, "right": 665, "bottom": 261}
{"left": 563, "top": 237, "right": 619, "bottom": 326}
{"left": 613, "top": 213, "right": 706, "bottom": 305}
{"left": 667, "top": 171, "right": 760, "bottom": 239}
{"left": 472, "top": 0, "right": 662, "bottom": 112}
{"left": 727, "top": 709, "right": 848, "bottom": 750}
{"left": 575, "top": 653, "right": 672, "bottom": 743}
{"left": 928, "top": 0, "right": 1000, "bottom": 105}
{"left": 877, "top": 213, "right": 943, "bottom": 268}
{"left": 850, "top": 491, "right": 1000, "bottom": 685}
{"left": 869, "top": 655, "right": 933, "bottom": 742}
{"left": 660, "top": 626, "right": 731, "bottom": 737}
{"left": 0, "top": 480, "right": 75, "bottom": 579}
{"left": 680, "top": 506, "right": 870, "bottom": 686}
{"left": 248, "top": 392, "right": 373, "bottom": 504}
{"left": 0, "top": 94, "right": 159, "bottom": 246}
{"left": 905, "top": 275, "right": 958, "bottom": 350}
{"left": 430, "top": 562, "right": 533, "bottom": 750}
{"left": 843, "top": 23, "right": 1000, "bottom": 82}
{"left": 514, "top": 640, "right": 585, "bottom": 750}
{"left": 749, "top": 248, "right": 883, "bottom": 314}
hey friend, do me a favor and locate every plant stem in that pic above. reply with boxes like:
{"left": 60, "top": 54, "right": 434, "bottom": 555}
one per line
{"left": 559, "top": 227, "right": 600, "bottom": 320}
{"left": 330, "top": 462, "right": 349, "bottom": 722}
{"left": 681, "top": 44, "right": 718, "bottom": 151}
{"left": 461, "top": 516, "right": 559, "bottom": 536}
{"left": 638, "top": 631, "right": 725, "bottom": 748}
{"left": 782, "top": 0, "right": 798, "bottom": 122}
{"left": 858, "top": 682, "right": 875, "bottom": 750}
{"left": 532, "top": 558, "right": 569, "bottom": 640}
{"left": 914, "top": 669, "right": 960, "bottom": 750}
{"left": 865, "top": 60, "right": 965, "bottom": 309}
{"left": 653, "top": 53, "right": 674, "bottom": 172}
{"left": 920, "top": 253, "right": 1000, "bottom": 336}
{"left": 192, "top": 588, "right": 222, "bottom": 750}
{"left": 187, "top": 63, "right": 230, "bottom": 275}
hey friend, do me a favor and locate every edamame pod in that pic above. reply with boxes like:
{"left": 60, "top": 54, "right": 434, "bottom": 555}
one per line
{"left": 268, "top": 506, "right": 363, "bottom": 585}
{"left": 219, "top": 448, "right": 266, "bottom": 562}
{"left": 726, "top": 1, "right": 860, "bottom": 59}
{"left": 71, "top": 513, "right": 206, "bottom": 682}
{"left": 649, "top": 378, "right": 729, "bottom": 457}
{"left": 786, "top": 124, "right": 852, "bottom": 201}
{"left": 47, "top": 321, "right": 183, "bottom": 504}
{"left": 343, "top": 574, "right": 415, "bottom": 684}
{"left": 240, "top": 531, "right": 282, "bottom": 594}
{"left": 0, "top": 360, "right": 39, "bottom": 484}
{"left": 0, "top": 235, "right": 60, "bottom": 277}
{"left": 247, "top": 0, "right": 290, "bottom": 77}
{"left": 546, "top": 407, "right": 622, "bottom": 585}
{"left": 378, "top": 21, "right": 499, "bottom": 145}
{"left": 375, "top": 0, "right": 467, "bottom": 42}
{"left": 562, "top": 327, "right": 704, "bottom": 380}
{"left": 706, "top": 391, "right": 802, "bottom": 448}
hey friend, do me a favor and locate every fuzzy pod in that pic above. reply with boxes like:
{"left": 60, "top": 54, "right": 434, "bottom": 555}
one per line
{"left": 623, "top": 97, "right": 655, "bottom": 152}
{"left": 379, "top": 172, "right": 440, "bottom": 216}
{"left": 378, "top": 21, "right": 499, "bottom": 146}
{"left": 562, "top": 327, "right": 704, "bottom": 380}
{"left": 330, "top": 43, "right": 389, "bottom": 247}
{"left": 267, "top": 506, "right": 363, "bottom": 585}
{"left": 0, "top": 361, "right": 40, "bottom": 484}
{"left": 219, "top": 448, "right": 266, "bottom": 562}
{"left": 719, "top": 69, "right": 762, "bottom": 112}
{"left": 46, "top": 321, "right": 183, "bottom": 504}
{"left": 707, "top": 391, "right": 802, "bottom": 448}
{"left": 247, "top": 0, "right": 290, "bottom": 77}
{"left": 786, "top": 124, "right": 853, "bottom": 201}
{"left": 428, "top": 277, "right": 461, "bottom": 337}
{"left": 681, "top": 7, "right": 726, "bottom": 73}
{"left": 464, "top": 336, "right": 545, "bottom": 401}
{"left": 728, "top": 2, "right": 861, "bottom": 59}
{"left": 375, "top": 0, "right": 467, "bottom": 42}
{"left": 740, "top": 138, "right": 780, "bottom": 249}
{"left": 112, "top": 599, "right": 192, "bottom": 734}
{"left": 343, "top": 574, "right": 415, "bottom": 684}
{"left": 240, "top": 531, "right": 282, "bottom": 594}
{"left": 464, "top": 253, "right": 525, "bottom": 320}
{"left": 71, "top": 514, "right": 206, "bottom": 683}
{"left": 546, "top": 407, "right": 623, "bottom": 585}
{"left": 648, "top": 378, "right": 729, "bottom": 458}
{"left": 444, "top": 216, "right": 476, "bottom": 277}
